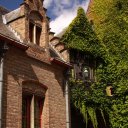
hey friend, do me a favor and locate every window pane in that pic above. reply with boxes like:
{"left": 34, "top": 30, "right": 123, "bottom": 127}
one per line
{"left": 34, "top": 98, "right": 43, "bottom": 128}
{"left": 22, "top": 97, "right": 31, "bottom": 128}
{"left": 36, "top": 26, "right": 42, "bottom": 45}
{"left": 29, "top": 22, "right": 34, "bottom": 43}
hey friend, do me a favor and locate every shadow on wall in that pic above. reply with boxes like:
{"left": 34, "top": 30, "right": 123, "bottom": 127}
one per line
{"left": 2, "top": 46, "right": 40, "bottom": 127}
{"left": 2, "top": 44, "right": 66, "bottom": 127}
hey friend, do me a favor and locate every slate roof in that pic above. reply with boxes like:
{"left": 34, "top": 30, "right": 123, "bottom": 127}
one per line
{"left": 49, "top": 43, "right": 64, "bottom": 59}
{"left": 0, "top": 5, "right": 65, "bottom": 62}
{"left": 4, "top": 8, "right": 21, "bottom": 23}
{"left": 0, "top": 5, "right": 21, "bottom": 42}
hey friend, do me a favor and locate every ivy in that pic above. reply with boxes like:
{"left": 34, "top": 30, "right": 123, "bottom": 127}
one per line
{"left": 62, "top": 7, "right": 109, "bottom": 128}
{"left": 61, "top": 7, "right": 105, "bottom": 59}
{"left": 61, "top": 1, "right": 128, "bottom": 127}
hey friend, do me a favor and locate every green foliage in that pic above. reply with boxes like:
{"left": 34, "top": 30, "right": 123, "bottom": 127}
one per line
{"left": 70, "top": 81, "right": 109, "bottom": 128}
{"left": 61, "top": 7, "right": 109, "bottom": 128}
{"left": 62, "top": 1, "right": 128, "bottom": 127}
{"left": 61, "top": 8, "right": 107, "bottom": 127}
{"left": 61, "top": 7, "right": 104, "bottom": 58}
{"left": 90, "top": 0, "right": 128, "bottom": 127}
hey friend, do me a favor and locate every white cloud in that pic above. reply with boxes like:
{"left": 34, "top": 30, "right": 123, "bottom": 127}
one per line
{"left": 50, "top": 11, "right": 76, "bottom": 35}
{"left": 44, "top": 0, "right": 90, "bottom": 35}
{"left": 43, "top": 0, "right": 53, "bottom": 8}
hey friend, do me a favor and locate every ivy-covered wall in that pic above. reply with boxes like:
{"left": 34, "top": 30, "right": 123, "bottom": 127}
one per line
{"left": 61, "top": 0, "right": 128, "bottom": 127}
{"left": 61, "top": 7, "right": 109, "bottom": 128}
{"left": 88, "top": 0, "right": 128, "bottom": 127}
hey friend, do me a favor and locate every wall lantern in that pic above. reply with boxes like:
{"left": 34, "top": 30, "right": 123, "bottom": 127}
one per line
{"left": 82, "top": 66, "right": 89, "bottom": 79}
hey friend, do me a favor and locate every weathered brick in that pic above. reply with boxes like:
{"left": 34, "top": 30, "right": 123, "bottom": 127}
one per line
{"left": 1, "top": 0, "right": 69, "bottom": 128}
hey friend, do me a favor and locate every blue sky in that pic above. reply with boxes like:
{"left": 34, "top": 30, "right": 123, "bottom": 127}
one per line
{"left": 0, "top": 0, "right": 22, "bottom": 10}
{"left": 0, "top": 0, "right": 90, "bottom": 34}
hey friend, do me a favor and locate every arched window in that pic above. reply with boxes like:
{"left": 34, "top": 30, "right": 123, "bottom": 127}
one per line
{"left": 29, "top": 11, "right": 43, "bottom": 45}
{"left": 29, "top": 22, "right": 42, "bottom": 45}
{"left": 22, "top": 80, "right": 47, "bottom": 128}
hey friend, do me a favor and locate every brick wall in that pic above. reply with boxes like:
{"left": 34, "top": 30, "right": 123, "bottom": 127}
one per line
{"left": 9, "top": 17, "right": 26, "bottom": 41}
{"left": 8, "top": 2, "right": 49, "bottom": 48}
{"left": 2, "top": 45, "right": 66, "bottom": 128}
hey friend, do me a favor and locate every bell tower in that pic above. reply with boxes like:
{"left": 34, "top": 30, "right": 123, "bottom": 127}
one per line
{"left": 24, "top": 0, "right": 44, "bottom": 10}
{"left": 22, "top": 0, "right": 49, "bottom": 47}
{"left": 3, "top": 0, "right": 49, "bottom": 48}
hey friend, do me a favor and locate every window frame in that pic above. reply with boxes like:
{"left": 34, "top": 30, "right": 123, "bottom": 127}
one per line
{"left": 29, "top": 21, "right": 42, "bottom": 45}
{"left": 22, "top": 94, "right": 44, "bottom": 128}
{"left": 22, "top": 95, "right": 32, "bottom": 128}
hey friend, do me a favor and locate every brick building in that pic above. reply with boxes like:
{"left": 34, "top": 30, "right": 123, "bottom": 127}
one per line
{"left": 0, "top": 0, "right": 71, "bottom": 128}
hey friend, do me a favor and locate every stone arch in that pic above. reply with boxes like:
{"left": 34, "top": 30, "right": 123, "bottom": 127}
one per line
{"left": 28, "top": 10, "right": 43, "bottom": 24}
{"left": 22, "top": 80, "right": 48, "bottom": 96}
{"left": 22, "top": 80, "right": 47, "bottom": 127}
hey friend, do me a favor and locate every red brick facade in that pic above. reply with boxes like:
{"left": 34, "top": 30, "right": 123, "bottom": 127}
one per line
{"left": 2, "top": 45, "right": 67, "bottom": 128}
{"left": 0, "top": 0, "right": 70, "bottom": 128}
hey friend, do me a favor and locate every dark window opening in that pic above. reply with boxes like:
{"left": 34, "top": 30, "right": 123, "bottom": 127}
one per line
{"left": 22, "top": 96, "right": 31, "bottom": 128}
{"left": 29, "top": 22, "right": 42, "bottom": 45}
{"left": 73, "top": 64, "right": 93, "bottom": 81}
{"left": 36, "top": 26, "right": 42, "bottom": 45}
{"left": 22, "top": 95, "right": 44, "bottom": 128}
{"left": 29, "top": 22, "right": 34, "bottom": 43}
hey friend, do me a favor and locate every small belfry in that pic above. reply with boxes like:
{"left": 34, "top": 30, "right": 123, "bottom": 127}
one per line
{"left": 0, "top": 1, "right": 71, "bottom": 128}
{"left": 3, "top": 0, "right": 49, "bottom": 47}
{"left": 24, "top": 0, "right": 44, "bottom": 10}
{"left": 20, "top": 0, "right": 49, "bottom": 47}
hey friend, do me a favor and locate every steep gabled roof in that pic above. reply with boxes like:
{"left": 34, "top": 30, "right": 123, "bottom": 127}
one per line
{"left": 0, "top": 6, "right": 20, "bottom": 40}
{"left": 0, "top": 6, "right": 18, "bottom": 38}
{"left": 4, "top": 8, "right": 21, "bottom": 24}
{"left": 0, "top": 5, "right": 28, "bottom": 49}
{"left": 0, "top": 5, "right": 68, "bottom": 64}
{"left": 0, "top": 5, "right": 9, "bottom": 22}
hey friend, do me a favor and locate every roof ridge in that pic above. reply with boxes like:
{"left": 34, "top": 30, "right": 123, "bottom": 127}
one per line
{"left": 3, "top": 7, "right": 21, "bottom": 24}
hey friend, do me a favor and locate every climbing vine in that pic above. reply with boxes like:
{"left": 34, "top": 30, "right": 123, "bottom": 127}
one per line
{"left": 61, "top": 7, "right": 105, "bottom": 59}
{"left": 61, "top": 1, "right": 128, "bottom": 127}
{"left": 89, "top": 0, "right": 128, "bottom": 127}
{"left": 61, "top": 7, "right": 109, "bottom": 128}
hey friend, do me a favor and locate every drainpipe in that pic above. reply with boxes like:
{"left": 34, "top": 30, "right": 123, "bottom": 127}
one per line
{"left": 0, "top": 42, "right": 8, "bottom": 128}
{"left": 0, "top": 56, "right": 4, "bottom": 128}
{"left": 65, "top": 69, "right": 71, "bottom": 128}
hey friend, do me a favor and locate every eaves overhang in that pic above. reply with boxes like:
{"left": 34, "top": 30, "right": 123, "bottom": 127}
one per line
{"left": 50, "top": 57, "right": 72, "bottom": 68}
{"left": 0, "top": 33, "right": 28, "bottom": 50}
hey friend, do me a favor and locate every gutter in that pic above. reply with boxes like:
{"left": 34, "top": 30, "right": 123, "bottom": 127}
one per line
{"left": 50, "top": 57, "right": 72, "bottom": 68}
{"left": 0, "top": 33, "right": 28, "bottom": 50}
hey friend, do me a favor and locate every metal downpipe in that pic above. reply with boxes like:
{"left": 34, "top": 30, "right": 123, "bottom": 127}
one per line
{"left": 0, "top": 42, "right": 8, "bottom": 128}
{"left": 65, "top": 70, "right": 71, "bottom": 128}
{"left": 0, "top": 56, "right": 4, "bottom": 128}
